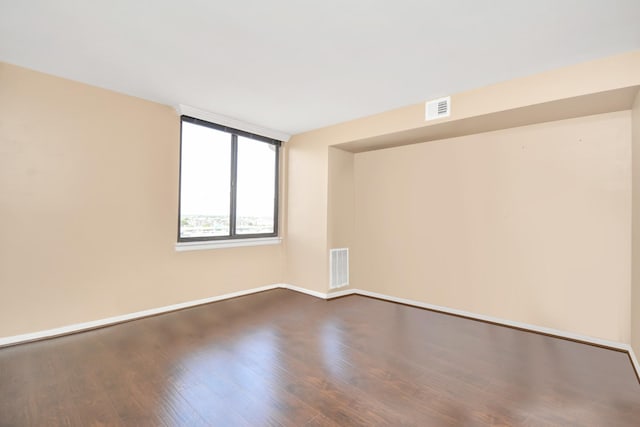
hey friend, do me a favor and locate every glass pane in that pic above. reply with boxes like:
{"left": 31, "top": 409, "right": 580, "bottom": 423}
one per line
{"left": 179, "top": 122, "right": 231, "bottom": 238}
{"left": 236, "top": 136, "right": 277, "bottom": 234}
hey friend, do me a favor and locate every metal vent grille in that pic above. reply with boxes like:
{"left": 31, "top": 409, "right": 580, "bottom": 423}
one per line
{"left": 330, "top": 248, "right": 349, "bottom": 289}
{"left": 425, "top": 96, "right": 451, "bottom": 120}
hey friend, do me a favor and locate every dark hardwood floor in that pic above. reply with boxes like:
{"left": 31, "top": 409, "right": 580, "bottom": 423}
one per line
{"left": 0, "top": 289, "right": 638, "bottom": 426}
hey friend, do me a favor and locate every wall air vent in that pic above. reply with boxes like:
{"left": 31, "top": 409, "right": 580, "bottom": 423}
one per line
{"left": 425, "top": 96, "right": 451, "bottom": 121}
{"left": 330, "top": 248, "right": 349, "bottom": 289}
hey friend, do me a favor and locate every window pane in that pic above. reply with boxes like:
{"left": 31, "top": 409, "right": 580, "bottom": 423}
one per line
{"left": 180, "top": 122, "right": 231, "bottom": 238}
{"left": 236, "top": 136, "right": 276, "bottom": 234}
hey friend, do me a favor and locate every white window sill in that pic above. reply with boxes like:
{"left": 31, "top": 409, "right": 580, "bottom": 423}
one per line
{"left": 175, "top": 237, "right": 282, "bottom": 252}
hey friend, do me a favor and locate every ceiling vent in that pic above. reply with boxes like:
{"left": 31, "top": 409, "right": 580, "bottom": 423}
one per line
{"left": 425, "top": 96, "right": 451, "bottom": 121}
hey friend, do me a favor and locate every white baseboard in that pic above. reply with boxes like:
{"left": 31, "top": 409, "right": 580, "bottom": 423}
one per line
{"left": 280, "top": 285, "right": 639, "bottom": 380}
{"left": 0, "top": 283, "right": 349, "bottom": 347}
{"left": 280, "top": 284, "right": 330, "bottom": 299}
{"left": 327, "top": 288, "right": 358, "bottom": 299}
{"left": 279, "top": 284, "right": 356, "bottom": 300}
{"left": 352, "top": 289, "right": 629, "bottom": 351}
{"left": 629, "top": 347, "right": 640, "bottom": 380}
{"left": 0, "top": 283, "right": 334, "bottom": 347}
{"left": 2, "top": 282, "right": 639, "bottom": 381}
{"left": 0, "top": 284, "right": 280, "bottom": 348}
{"left": 353, "top": 288, "right": 640, "bottom": 380}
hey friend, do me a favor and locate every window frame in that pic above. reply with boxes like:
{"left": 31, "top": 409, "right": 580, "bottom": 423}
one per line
{"left": 178, "top": 115, "right": 280, "bottom": 243}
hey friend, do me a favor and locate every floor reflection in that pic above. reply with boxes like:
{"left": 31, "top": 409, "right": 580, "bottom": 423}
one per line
{"left": 165, "top": 326, "right": 280, "bottom": 424}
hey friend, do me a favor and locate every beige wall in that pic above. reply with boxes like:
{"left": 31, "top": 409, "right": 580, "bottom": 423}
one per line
{"left": 327, "top": 147, "right": 355, "bottom": 291}
{"left": 632, "top": 90, "right": 640, "bottom": 355}
{"left": 286, "top": 51, "right": 640, "bottom": 301}
{"left": 283, "top": 138, "right": 329, "bottom": 293}
{"left": 3, "top": 51, "right": 640, "bottom": 347}
{"left": 354, "top": 112, "right": 631, "bottom": 343}
{"left": 0, "top": 63, "right": 283, "bottom": 337}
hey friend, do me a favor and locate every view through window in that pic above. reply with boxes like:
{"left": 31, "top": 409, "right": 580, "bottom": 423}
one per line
{"left": 179, "top": 117, "right": 279, "bottom": 241}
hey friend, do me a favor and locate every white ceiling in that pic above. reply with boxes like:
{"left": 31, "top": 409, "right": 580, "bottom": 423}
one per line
{"left": 1, "top": 1, "right": 639, "bottom": 135}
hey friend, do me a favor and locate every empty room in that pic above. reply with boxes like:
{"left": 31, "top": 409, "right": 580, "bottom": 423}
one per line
{"left": 2, "top": 1, "right": 640, "bottom": 425}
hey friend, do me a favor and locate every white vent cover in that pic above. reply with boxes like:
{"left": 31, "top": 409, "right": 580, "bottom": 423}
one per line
{"left": 425, "top": 96, "right": 451, "bottom": 121}
{"left": 330, "top": 248, "right": 349, "bottom": 289}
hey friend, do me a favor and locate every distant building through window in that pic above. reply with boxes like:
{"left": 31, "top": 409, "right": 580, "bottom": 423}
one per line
{"left": 178, "top": 116, "right": 279, "bottom": 241}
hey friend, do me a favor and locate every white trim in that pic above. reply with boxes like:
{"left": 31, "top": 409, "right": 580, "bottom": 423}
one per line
{"left": 283, "top": 285, "right": 638, "bottom": 378}
{"left": 281, "top": 284, "right": 328, "bottom": 299}
{"left": 177, "top": 104, "right": 291, "bottom": 142}
{"left": 175, "top": 237, "right": 281, "bottom": 252}
{"left": 629, "top": 347, "right": 640, "bottom": 379}
{"left": 352, "top": 288, "right": 639, "bottom": 380}
{"left": 0, "top": 284, "right": 280, "bottom": 348}
{"left": 327, "top": 288, "right": 357, "bottom": 299}
{"left": 279, "top": 284, "right": 356, "bottom": 300}
{"left": 2, "top": 282, "right": 638, "bottom": 382}
{"left": 352, "top": 289, "right": 629, "bottom": 350}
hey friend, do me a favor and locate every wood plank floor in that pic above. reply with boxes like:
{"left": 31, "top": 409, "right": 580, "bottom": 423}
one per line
{"left": 1, "top": 289, "right": 639, "bottom": 426}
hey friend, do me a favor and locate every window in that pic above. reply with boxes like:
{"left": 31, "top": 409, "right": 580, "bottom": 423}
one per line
{"left": 178, "top": 116, "right": 280, "bottom": 242}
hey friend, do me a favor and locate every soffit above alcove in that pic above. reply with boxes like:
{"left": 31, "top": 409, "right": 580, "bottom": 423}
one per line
{"left": 335, "top": 86, "right": 640, "bottom": 153}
